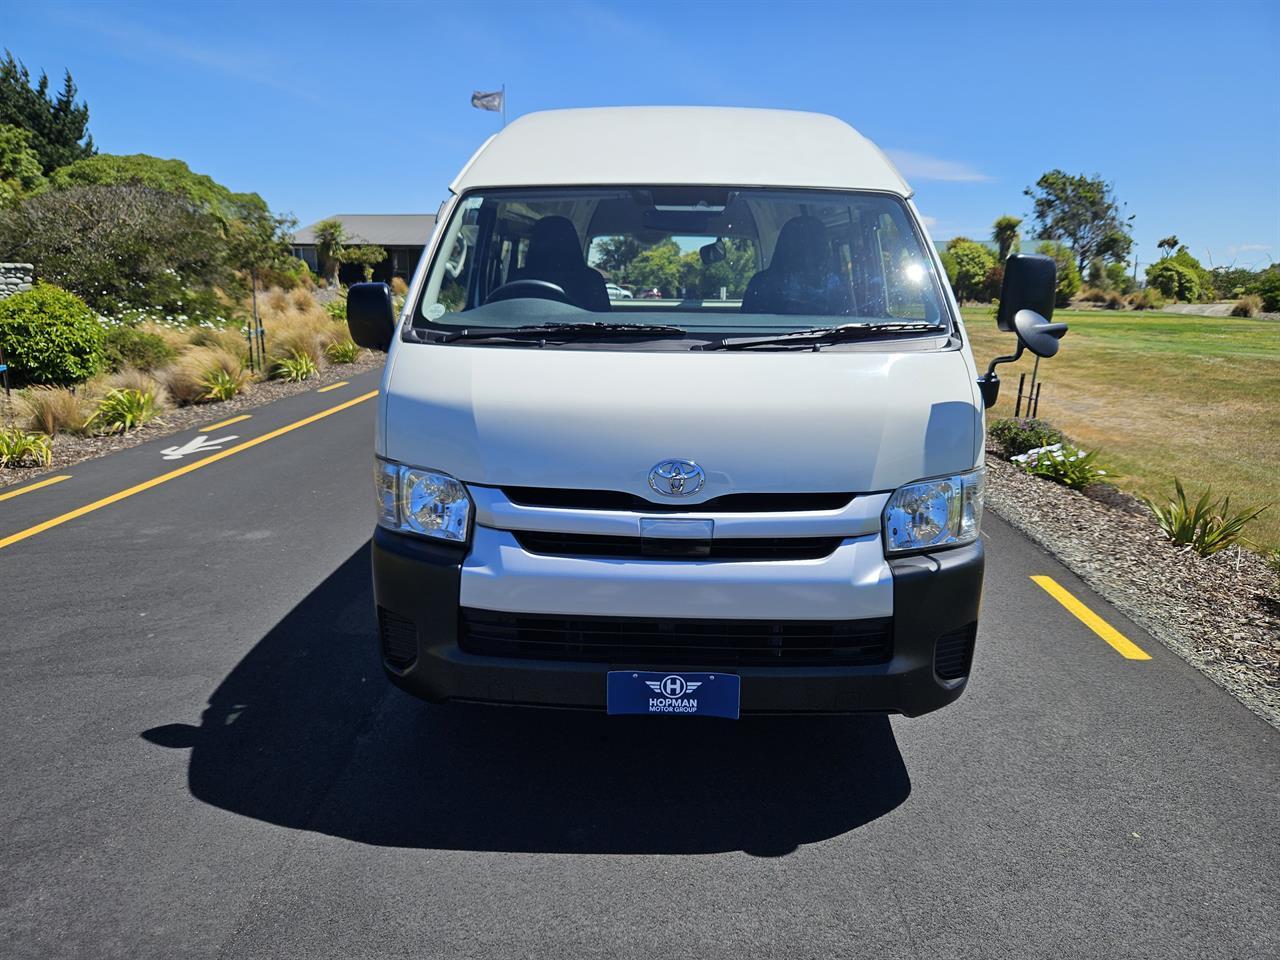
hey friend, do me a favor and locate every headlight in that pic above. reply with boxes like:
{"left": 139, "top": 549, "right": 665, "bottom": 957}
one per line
{"left": 375, "top": 459, "right": 472, "bottom": 543}
{"left": 882, "top": 468, "right": 983, "bottom": 554}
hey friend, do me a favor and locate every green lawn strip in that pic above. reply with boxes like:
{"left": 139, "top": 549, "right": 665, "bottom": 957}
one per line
{"left": 962, "top": 307, "right": 1280, "bottom": 551}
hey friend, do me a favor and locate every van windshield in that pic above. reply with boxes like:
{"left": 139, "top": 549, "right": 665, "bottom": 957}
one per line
{"left": 414, "top": 186, "right": 950, "bottom": 342}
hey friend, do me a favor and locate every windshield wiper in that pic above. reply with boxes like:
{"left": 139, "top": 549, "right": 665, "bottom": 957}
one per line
{"left": 438, "top": 321, "right": 687, "bottom": 343}
{"left": 693, "top": 321, "right": 947, "bottom": 351}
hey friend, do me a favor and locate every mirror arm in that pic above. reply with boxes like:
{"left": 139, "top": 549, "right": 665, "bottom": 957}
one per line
{"left": 982, "top": 341, "right": 1024, "bottom": 381}
{"left": 976, "top": 342, "right": 1025, "bottom": 409}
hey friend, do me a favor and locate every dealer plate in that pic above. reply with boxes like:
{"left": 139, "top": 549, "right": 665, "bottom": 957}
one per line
{"left": 606, "top": 671, "right": 740, "bottom": 719}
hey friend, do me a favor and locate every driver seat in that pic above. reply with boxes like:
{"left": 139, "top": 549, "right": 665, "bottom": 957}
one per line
{"left": 517, "top": 216, "right": 610, "bottom": 312}
{"left": 740, "top": 215, "right": 851, "bottom": 315}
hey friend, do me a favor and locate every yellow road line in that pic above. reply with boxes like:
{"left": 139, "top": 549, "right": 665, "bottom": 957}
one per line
{"left": 1031, "top": 575, "right": 1151, "bottom": 660}
{"left": 316, "top": 381, "right": 349, "bottom": 393}
{"left": 201, "top": 414, "right": 252, "bottom": 432}
{"left": 0, "top": 390, "right": 378, "bottom": 552}
{"left": 0, "top": 474, "right": 72, "bottom": 503}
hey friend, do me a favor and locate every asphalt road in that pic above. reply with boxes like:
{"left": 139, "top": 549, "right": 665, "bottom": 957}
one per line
{"left": 1, "top": 368, "right": 1277, "bottom": 959}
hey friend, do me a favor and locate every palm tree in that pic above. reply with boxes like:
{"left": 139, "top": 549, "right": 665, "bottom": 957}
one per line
{"left": 992, "top": 216, "right": 1022, "bottom": 262}
{"left": 313, "top": 219, "right": 347, "bottom": 285}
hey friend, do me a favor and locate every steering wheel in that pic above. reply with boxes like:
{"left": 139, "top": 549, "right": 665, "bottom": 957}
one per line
{"left": 485, "top": 279, "right": 571, "bottom": 305}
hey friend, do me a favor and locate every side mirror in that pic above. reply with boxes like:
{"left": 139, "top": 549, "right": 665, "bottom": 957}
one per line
{"left": 347, "top": 282, "right": 395, "bottom": 351}
{"left": 996, "top": 254, "right": 1056, "bottom": 332}
{"left": 1013, "top": 308, "right": 1068, "bottom": 358}
{"left": 977, "top": 256, "right": 1069, "bottom": 409}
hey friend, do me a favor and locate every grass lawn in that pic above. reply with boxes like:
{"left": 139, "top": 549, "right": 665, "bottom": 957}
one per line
{"left": 962, "top": 307, "right": 1280, "bottom": 552}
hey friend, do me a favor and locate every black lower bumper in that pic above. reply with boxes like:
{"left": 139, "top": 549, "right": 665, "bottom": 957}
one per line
{"left": 370, "top": 527, "right": 984, "bottom": 717}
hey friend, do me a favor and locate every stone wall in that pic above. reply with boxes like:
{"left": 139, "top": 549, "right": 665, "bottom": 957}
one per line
{"left": 0, "top": 263, "right": 34, "bottom": 301}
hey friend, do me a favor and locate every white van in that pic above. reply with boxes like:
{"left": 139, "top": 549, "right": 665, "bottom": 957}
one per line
{"left": 347, "top": 107, "right": 1063, "bottom": 719}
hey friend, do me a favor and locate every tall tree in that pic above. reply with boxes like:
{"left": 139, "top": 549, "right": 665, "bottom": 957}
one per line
{"left": 312, "top": 219, "right": 347, "bottom": 285}
{"left": 339, "top": 244, "right": 387, "bottom": 282}
{"left": 0, "top": 122, "right": 45, "bottom": 206}
{"left": 1156, "top": 235, "right": 1180, "bottom": 258}
{"left": 1024, "top": 170, "right": 1133, "bottom": 274}
{"left": 0, "top": 51, "right": 94, "bottom": 174}
{"left": 991, "top": 215, "right": 1022, "bottom": 262}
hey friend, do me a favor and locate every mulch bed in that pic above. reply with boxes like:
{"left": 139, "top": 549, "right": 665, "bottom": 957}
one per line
{"left": 0, "top": 352, "right": 384, "bottom": 489}
{"left": 984, "top": 450, "right": 1280, "bottom": 729}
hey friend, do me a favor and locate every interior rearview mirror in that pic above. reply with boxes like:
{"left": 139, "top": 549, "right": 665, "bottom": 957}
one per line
{"left": 347, "top": 282, "right": 395, "bottom": 352}
{"left": 996, "top": 254, "right": 1056, "bottom": 332}
{"left": 699, "top": 239, "right": 726, "bottom": 265}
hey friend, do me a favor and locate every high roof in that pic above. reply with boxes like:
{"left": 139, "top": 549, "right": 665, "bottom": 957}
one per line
{"left": 292, "top": 214, "right": 436, "bottom": 247}
{"left": 452, "top": 107, "right": 911, "bottom": 196}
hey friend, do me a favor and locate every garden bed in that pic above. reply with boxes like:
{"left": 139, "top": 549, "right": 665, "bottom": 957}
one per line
{"left": 984, "top": 451, "right": 1280, "bottom": 730}
{"left": 0, "top": 351, "right": 382, "bottom": 488}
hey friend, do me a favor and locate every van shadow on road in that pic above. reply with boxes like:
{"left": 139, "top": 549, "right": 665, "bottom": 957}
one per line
{"left": 143, "top": 544, "right": 911, "bottom": 856}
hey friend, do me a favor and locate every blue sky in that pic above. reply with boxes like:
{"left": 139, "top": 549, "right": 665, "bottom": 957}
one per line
{"left": 6, "top": 0, "right": 1278, "bottom": 269}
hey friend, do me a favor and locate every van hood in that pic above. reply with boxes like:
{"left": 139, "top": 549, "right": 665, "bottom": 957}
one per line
{"left": 382, "top": 344, "right": 980, "bottom": 501}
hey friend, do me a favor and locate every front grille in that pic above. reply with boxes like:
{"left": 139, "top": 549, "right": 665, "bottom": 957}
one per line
{"left": 501, "top": 486, "right": 854, "bottom": 513}
{"left": 513, "top": 530, "right": 842, "bottom": 561}
{"left": 934, "top": 622, "right": 977, "bottom": 680}
{"left": 459, "top": 608, "right": 893, "bottom": 667}
{"left": 377, "top": 607, "right": 418, "bottom": 670}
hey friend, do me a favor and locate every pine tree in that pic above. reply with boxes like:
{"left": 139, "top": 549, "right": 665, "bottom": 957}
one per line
{"left": 0, "top": 51, "right": 95, "bottom": 175}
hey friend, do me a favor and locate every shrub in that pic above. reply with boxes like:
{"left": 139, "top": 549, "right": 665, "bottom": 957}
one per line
{"left": 1034, "top": 241, "right": 1082, "bottom": 307}
{"left": 189, "top": 326, "right": 250, "bottom": 361}
{"left": 268, "top": 323, "right": 327, "bottom": 366}
{"left": 944, "top": 238, "right": 996, "bottom": 302}
{"left": 0, "top": 283, "right": 105, "bottom": 385}
{"left": 105, "top": 366, "right": 170, "bottom": 404}
{"left": 1230, "top": 294, "right": 1262, "bottom": 318}
{"left": 1011, "top": 443, "right": 1107, "bottom": 490}
{"left": 290, "top": 287, "right": 318, "bottom": 312}
{"left": 1127, "top": 288, "right": 1165, "bottom": 311}
{"left": 266, "top": 288, "right": 290, "bottom": 313}
{"left": 324, "top": 337, "right": 360, "bottom": 364}
{"left": 390, "top": 276, "right": 409, "bottom": 296}
{"left": 87, "top": 387, "right": 160, "bottom": 434}
{"left": 201, "top": 366, "right": 249, "bottom": 401}
{"left": 256, "top": 256, "right": 312, "bottom": 291}
{"left": 1146, "top": 260, "right": 1202, "bottom": 302}
{"left": 162, "top": 347, "right": 248, "bottom": 404}
{"left": 1103, "top": 290, "right": 1125, "bottom": 310}
{"left": 1143, "top": 479, "right": 1268, "bottom": 557}
{"left": 15, "top": 385, "right": 90, "bottom": 434}
{"left": 102, "top": 325, "right": 175, "bottom": 372}
{"left": 271, "top": 350, "right": 318, "bottom": 382}
{"left": 988, "top": 418, "right": 1065, "bottom": 458}
{"left": 1104, "top": 261, "right": 1135, "bottom": 294}
{"left": 0, "top": 426, "right": 52, "bottom": 467}
{"left": 1250, "top": 269, "right": 1280, "bottom": 312}
{"left": 325, "top": 297, "right": 347, "bottom": 322}
{"left": 1078, "top": 285, "right": 1109, "bottom": 303}
{"left": 0, "top": 184, "right": 236, "bottom": 321}
{"left": 137, "top": 321, "right": 196, "bottom": 353}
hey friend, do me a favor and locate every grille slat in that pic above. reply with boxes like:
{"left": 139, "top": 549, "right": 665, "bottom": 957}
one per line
{"left": 934, "top": 623, "right": 976, "bottom": 680}
{"left": 513, "top": 530, "right": 842, "bottom": 562}
{"left": 460, "top": 608, "right": 893, "bottom": 667}
{"left": 502, "top": 487, "right": 854, "bottom": 513}
{"left": 377, "top": 607, "right": 418, "bottom": 670}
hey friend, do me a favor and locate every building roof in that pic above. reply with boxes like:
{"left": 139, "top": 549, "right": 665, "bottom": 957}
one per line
{"left": 292, "top": 214, "right": 436, "bottom": 247}
{"left": 452, "top": 107, "right": 911, "bottom": 196}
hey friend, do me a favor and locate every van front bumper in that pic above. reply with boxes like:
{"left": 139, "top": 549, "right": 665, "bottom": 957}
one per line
{"left": 369, "top": 527, "right": 984, "bottom": 717}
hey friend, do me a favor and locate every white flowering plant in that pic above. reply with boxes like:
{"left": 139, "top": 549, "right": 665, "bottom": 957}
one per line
{"left": 1010, "top": 442, "right": 1108, "bottom": 491}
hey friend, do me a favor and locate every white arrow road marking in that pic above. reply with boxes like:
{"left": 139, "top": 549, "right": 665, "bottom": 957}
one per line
{"left": 160, "top": 434, "right": 240, "bottom": 461}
